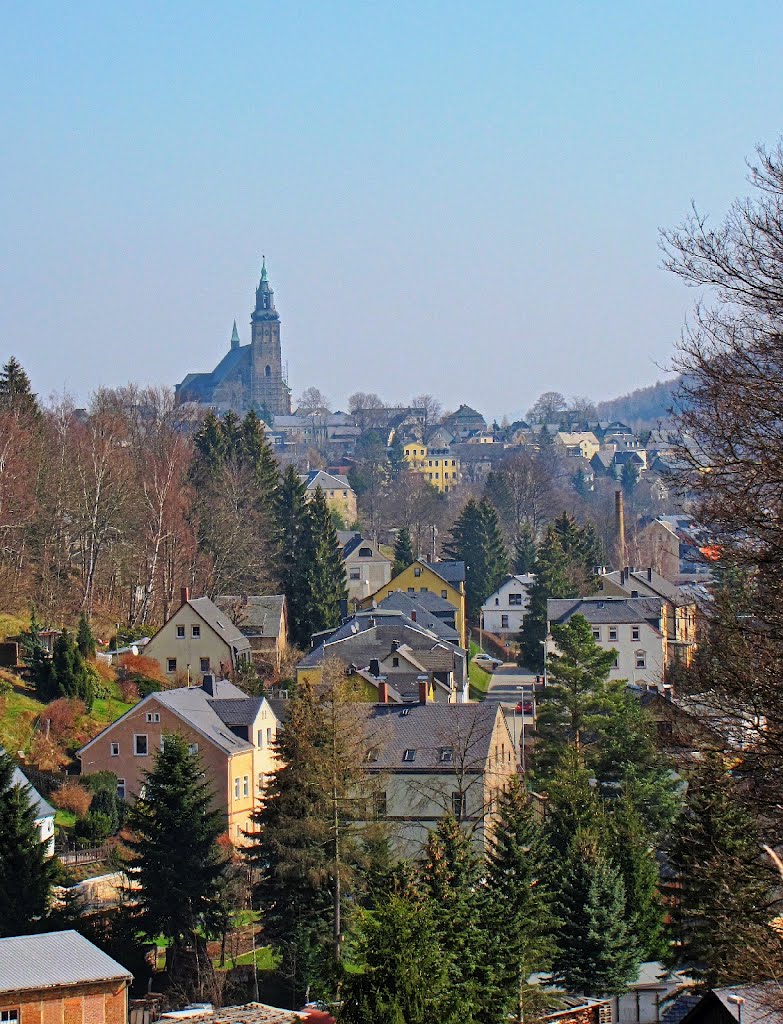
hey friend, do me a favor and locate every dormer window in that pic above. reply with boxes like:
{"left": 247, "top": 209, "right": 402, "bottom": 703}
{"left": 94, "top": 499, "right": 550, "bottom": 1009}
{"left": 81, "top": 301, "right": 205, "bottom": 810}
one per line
{"left": 440, "top": 747, "right": 454, "bottom": 763}
{"left": 359, "top": 547, "right": 373, "bottom": 557}
{"left": 402, "top": 749, "right": 416, "bottom": 762}
{"left": 366, "top": 749, "right": 379, "bottom": 763}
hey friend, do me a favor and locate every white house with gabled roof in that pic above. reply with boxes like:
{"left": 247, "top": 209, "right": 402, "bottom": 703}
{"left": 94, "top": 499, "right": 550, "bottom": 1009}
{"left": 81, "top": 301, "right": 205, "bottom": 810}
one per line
{"left": 481, "top": 574, "right": 535, "bottom": 634}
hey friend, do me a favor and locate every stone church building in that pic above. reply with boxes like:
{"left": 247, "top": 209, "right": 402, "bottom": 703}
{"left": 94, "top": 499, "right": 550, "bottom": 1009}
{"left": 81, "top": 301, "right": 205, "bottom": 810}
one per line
{"left": 175, "top": 260, "right": 292, "bottom": 417}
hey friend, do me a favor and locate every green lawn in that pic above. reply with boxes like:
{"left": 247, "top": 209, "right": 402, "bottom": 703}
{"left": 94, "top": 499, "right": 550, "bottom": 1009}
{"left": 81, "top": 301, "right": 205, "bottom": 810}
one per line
{"left": 92, "top": 695, "right": 135, "bottom": 725}
{"left": 215, "top": 946, "right": 278, "bottom": 970}
{"left": 0, "top": 683, "right": 45, "bottom": 753}
{"left": 468, "top": 642, "right": 491, "bottom": 698}
{"left": 55, "top": 808, "right": 77, "bottom": 828}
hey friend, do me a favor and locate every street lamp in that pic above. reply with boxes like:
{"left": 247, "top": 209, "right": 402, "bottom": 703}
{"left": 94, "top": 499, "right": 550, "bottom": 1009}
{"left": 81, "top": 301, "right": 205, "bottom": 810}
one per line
{"left": 539, "top": 636, "right": 550, "bottom": 690}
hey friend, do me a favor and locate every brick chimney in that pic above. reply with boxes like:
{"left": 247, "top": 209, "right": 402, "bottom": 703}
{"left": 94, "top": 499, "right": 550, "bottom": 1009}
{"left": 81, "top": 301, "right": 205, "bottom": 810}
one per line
{"left": 418, "top": 678, "right": 429, "bottom": 705}
{"left": 180, "top": 585, "right": 190, "bottom": 606}
{"left": 377, "top": 679, "right": 389, "bottom": 704}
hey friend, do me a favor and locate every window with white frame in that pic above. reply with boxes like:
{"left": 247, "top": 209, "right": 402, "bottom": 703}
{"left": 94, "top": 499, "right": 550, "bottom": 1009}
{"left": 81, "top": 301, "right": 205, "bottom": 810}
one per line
{"left": 234, "top": 778, "right": 240, "bottom": 799}
{"left": 110, "top": 742, "right": 119, "bottom": 757}
{"left": 608, "top": 626, "right": 618, "bottom": 642}
{"left": 632, "top": 626, "right": 640, "bottom": 641}
{"left": 592, "top": 627, "right": 601, "bottom": 640}
{"left": 116, "top": 779, "right": 126, "bottom": 800}
{"left": 243, "top": 776, "right": 249, "bottom": 797}
{"left": 509, "top": 593, "right": 522, "bottom": 606}
{"left": 176, "top": 625, "right": 185, "bottom": 638}
{"left": 1, "top": 1011, "right": 20, "bottom": 1024}
{"left": 188, "top": 743, "right": 199, "bottom": 754}
{"left": 134, "top": 734, "right": 148, "bottom": 756}
{"left": 635, "top": 651, "right": 646, "bottom": 669}
{"left": 414, "top": 567, "right": 422, "bottom": 577}
{"left": 501, "top": 614, "right": 509, "bottom": 628}
{"left": 167, "top": 658, "right": 177, "bottom": 673}
{"left": 192, "top": 625, "right": 200, "bottom": 638}
{"left": 257, "top": 772, "right": 266, "bottom": 791}
{"left": 257, "top": 730, "right": 263, "bottom": 748}
{"left": 200, "top": 657, "right": 210, "bottom": 672}
{"left": 452, "top": 791, "right": 465, "bottom": 817}
{"left": 267, "top": 727, "right": 273, "bottom": 745}
{"left": 146, "top": 712, "right": 160, "bottom": 723}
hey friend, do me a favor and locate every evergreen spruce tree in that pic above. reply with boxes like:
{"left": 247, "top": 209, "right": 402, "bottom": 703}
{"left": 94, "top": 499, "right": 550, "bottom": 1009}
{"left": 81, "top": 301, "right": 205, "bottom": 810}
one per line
{"left": 240, "top": 409, "right": 281, "bottom": 497}
{"left": 125, "top": 734, "right": 225, "bottom": 997}
{"left": 419, "top": 817, "right": 487, "bottom": 1022}
{"left": 0, "top": 356, "right": 40, "bottom": 417}
{"left": 443, "top": 498, "right": 508, "bottom": 619}
{"left": 513, "top": 524, "right": 537, "bottom": 574}
{"left": 482, "top": 778, "right": 560, "bottom": 1024}
{"left": 51, "top": 630, "right": 95, "bottom": 708}
{"left": 21, "top": 610, "right": 55, "bottom": 701}
{"left": 0, "top": 749, "right": 57, "bottom": 936}
{"left": 77, "top": 612, "right": 96, "bottom": 659}
{"left": 608, "top": 797, "right": 666, "bottom": 961}
{"left": 534, "top": 614, "right": 619, "bottom": 779}
{"left": 552, "top": 829, "right": 640, "bottom": 995}
{"left": 545, "top": 748, "right": 607, "bottom": 857}
{"left": 479, "top": 497, "right": 509, "bottom": 598}
{"left": 338, "top": 881, "right": 457, "bottom": 1024}
{"left": 276, "top": 465, "right": 312, "bottom": 648}
{"left": 520, "top": 528, "right": 572, "bottom": 669}
{"left": 303, "top": 486, "right": 348, "bottom": 640}
{"left": 392, "top": 527, "right": 414, "bottom": 577}
{"left": 665, "top": 755, "right": 781, "bottom": 985}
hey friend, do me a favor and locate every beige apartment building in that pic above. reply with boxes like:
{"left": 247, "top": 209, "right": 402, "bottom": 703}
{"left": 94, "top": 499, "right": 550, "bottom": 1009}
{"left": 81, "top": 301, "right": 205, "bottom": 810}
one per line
{"left": 78, "top": 678, "right": 284, "bottom": 845}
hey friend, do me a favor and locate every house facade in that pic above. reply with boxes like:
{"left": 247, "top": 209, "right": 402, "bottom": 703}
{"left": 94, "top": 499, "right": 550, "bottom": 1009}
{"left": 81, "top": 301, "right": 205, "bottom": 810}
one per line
{"left": 364, "top": 558, "right": 467, "bottom": 647}
{"left": 337, "top": 532, "right": 392, "bottom": 604}
{"left": 144, "top": 589, "right": 251, "bottom": 685}
{"left": 0, "top": 930, "right": 132, "bottom": 1024}
{"left": 300, "top": 470, "right": 357, "bottom": 524}
{"left": 592, "top": 566, "right": 697, "bottom": 668}
{"left": 216, "top": 595, "right": 288, "bottom": 671}
{"left": 402, "top": 441, "right": 461, "bottom": 493}
{"left": 547, "top": 597, "right": 670, "bottom": 690}
{"left": 360, "top": 699, "right": 515, "bottom": 856}
{"left": 481, "top": 574, "right": 535, "bottom": 634}
{"left": 78, "top": 678, "right": 284, "bottom": 845}
{"left": 13, "top": 765, "right": 56, "bottom": 857}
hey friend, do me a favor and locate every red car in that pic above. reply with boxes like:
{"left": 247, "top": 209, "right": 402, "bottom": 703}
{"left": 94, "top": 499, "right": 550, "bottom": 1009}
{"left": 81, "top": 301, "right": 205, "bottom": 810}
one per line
{"left": 515, "top": 699, "right": 534, "bottom": 715}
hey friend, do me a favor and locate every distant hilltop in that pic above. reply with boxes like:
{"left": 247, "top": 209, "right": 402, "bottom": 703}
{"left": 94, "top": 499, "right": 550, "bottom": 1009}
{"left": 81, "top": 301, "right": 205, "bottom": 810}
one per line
{"left": 595, "top": 376, "right": 681, "bottom": 430}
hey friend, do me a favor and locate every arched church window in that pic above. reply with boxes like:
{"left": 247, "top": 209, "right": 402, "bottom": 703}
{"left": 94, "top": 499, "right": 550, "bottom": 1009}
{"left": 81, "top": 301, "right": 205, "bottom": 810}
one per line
{"left": 265, "top": 365, "right": 271, "bottom": 378}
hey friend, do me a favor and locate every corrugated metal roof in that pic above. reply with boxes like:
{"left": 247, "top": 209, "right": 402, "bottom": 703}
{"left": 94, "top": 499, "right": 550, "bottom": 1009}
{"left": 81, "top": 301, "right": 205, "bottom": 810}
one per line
{"left": 0, "top": 930, "right": 131, "bottom": 993}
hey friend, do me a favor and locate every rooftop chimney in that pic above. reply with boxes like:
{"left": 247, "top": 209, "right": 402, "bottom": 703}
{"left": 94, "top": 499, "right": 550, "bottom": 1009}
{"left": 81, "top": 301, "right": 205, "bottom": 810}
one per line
{"left": 411, "top": 610, "right": 417, "bottom": 622}
{"left": 369, "top": 658, "right": 381, "bottom": 678}
{"left": 647, "top": 567, "right": 653, "bottom": 582}
{"left": 377, "top": 679, "right": 389, "bottom": 704}
{"left": 180, "top": 585, "right": 190, "bottom": 606}
{"left": 418, "top": 678, "right": 429, "bottom": 705}
{"left": 391, "top": 639, "right": 400, "bottom": 651}
{"left": 202, "top": 673, "right": 214, "bottom": 696}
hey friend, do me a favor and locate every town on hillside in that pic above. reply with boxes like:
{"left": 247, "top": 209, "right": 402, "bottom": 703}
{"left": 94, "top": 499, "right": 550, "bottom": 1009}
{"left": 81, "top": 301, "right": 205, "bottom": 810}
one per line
{"left": 2, "top": 60, "right": 783, "bottom": 1024}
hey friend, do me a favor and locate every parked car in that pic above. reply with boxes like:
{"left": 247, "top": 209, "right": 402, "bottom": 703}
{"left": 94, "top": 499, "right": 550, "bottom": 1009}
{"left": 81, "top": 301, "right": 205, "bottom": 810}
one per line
{"left": 474, "top": 653, "right": 502, "bottom": 668}
{"left": 515, "top": 699, "right": 535, "bottom": 715}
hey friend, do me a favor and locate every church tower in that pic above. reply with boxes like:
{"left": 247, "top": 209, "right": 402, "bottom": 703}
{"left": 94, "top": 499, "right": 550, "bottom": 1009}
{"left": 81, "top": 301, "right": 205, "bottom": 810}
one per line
{"left": 250, "top": 258, "right": 291, "bottom": 416}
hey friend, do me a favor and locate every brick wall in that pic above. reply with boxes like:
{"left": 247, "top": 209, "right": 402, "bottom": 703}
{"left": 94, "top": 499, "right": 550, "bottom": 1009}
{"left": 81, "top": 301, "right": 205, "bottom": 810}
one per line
{"left": 0, "top": 979, "right": 128, "bottom": 1024}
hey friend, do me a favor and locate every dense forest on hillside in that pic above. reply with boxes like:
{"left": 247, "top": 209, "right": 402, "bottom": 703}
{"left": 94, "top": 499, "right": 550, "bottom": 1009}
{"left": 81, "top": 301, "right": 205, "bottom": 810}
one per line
{"left": 595, "top": 377, "right": 681, "bottom": 428}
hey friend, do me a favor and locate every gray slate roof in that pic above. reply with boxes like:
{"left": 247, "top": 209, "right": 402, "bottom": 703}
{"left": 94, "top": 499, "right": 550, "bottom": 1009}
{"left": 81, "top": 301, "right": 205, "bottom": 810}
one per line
{"left": 12, "top": 766, "right": 55, "bottom": 820}
{"left": 155, "top": 685, "right": 254, "bottom": 753}
{"left": 299, "top": 617, "right": 462, "bottom": 671}
{"left": 217, "top": 595, "right": 286, "bottom": 638}
{"left": 207, "top": 697, "right": 265, "bottom": 727}
{"left": 0, "top": 930, "right": 131, "bottom": 993}
{"left": 599, "top": 568, "right": 684, "bottom": 604}
{"left": 361, "top": 701, "right": 502, "bottom": 770}
{"left": 548, "top": 597, "right": 663, "bottom": 627}
{"left": 423, "top": 559, "right": 466, "bottom": 584}
{"left": 374, "top": 592, "right": 459, "bottom": 640}
{"left": 189, "top": 597, "right": 252, "bottom": 654}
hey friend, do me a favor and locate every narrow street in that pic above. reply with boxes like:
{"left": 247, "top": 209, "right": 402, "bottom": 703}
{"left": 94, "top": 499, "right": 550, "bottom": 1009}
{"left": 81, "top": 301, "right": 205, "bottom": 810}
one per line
{"left": 480, "top": 662, "right": 540, "bottom": 769}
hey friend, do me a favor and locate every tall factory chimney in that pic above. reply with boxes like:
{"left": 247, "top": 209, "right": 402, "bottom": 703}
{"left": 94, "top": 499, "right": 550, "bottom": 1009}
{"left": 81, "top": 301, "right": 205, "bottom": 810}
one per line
{"left": 615, "top": 489, "right": 626, "bottom": 568}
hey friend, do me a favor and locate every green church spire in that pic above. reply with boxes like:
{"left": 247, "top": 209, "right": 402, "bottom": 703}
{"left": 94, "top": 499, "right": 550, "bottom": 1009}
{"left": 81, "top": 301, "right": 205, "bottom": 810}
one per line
{"left": 260, "top": 255, "right": 268, "bottom": 282}
{"left": 230, "top": 320, "right": 240, "bottom": 350}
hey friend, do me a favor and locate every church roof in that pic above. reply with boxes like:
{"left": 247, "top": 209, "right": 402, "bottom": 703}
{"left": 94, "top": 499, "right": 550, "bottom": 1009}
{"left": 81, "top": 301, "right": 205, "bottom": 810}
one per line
{"left": 176, "top": 345, "right": 250, "bottom": 401}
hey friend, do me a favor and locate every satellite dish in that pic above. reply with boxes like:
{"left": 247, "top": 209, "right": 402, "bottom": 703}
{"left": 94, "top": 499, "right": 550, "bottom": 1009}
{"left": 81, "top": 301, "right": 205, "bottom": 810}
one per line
{"left": 131, "top": 645, "right": 139, "bottom": 656}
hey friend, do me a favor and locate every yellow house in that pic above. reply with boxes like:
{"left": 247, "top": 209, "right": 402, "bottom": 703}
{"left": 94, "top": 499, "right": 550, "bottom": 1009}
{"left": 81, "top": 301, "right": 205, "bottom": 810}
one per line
{"left": 403, "top": 442, "right": 460, "bottom": 493}
{"left": 78, "top": 677, "right": 285, "bottom": 846}
{"left": 300, "top": 469, "right": 358, "bottom": 524}
{"left": 362, "top": 558, "right": 467, "bottom": 648}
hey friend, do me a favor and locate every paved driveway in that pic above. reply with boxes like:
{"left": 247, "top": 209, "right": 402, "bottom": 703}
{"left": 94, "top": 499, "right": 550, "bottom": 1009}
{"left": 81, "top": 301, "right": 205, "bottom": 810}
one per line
{"left": 480, "top": 662, "right": 540, "bottom": 768}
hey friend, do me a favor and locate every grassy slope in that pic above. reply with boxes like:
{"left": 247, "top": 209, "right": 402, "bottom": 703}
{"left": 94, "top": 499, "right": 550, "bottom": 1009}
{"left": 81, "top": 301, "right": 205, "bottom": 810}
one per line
{"left": 468, "top": 641, "right": 491, "bottom": 698}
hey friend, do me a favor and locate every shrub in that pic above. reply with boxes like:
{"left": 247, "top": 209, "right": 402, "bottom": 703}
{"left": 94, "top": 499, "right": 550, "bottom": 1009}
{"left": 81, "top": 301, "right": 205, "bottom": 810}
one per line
{"left": 29, "top": 734, "right": 70, "bottom": 771}
{"left": 117, "top": 653, "right": 167, "bottom": 685}
{"left": 74, "top": 810, "right": 114, "bottom": 846}
{"left": 52, "top": 780, "right": 92, "bottom": 816}
{"left": 42, "top": 698, "right": 85, "bottom": 741}
{"left": 118, "top": 678, "right": 139, "bottom": 703}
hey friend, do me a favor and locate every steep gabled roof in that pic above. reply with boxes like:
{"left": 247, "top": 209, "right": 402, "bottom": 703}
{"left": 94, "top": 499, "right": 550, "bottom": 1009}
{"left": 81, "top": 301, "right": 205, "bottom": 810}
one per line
{"left": 548, "top": 596, "right": 663, "bottom": 628}
{"left": 188, "top": 597, "right": 251, "bottom": 654}
{"left": 216, "top": 595, "right": 286, "bottom": 638}
{"left": 422, "top": 559, "right": 466, "bottom": 585}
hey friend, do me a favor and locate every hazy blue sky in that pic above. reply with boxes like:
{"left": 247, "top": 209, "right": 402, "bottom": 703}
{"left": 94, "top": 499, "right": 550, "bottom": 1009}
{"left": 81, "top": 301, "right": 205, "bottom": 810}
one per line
{"left": 2, "top": 2, "right": 782, "bottom": 419}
